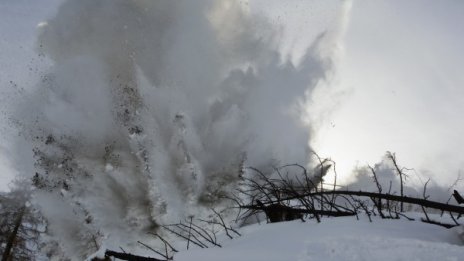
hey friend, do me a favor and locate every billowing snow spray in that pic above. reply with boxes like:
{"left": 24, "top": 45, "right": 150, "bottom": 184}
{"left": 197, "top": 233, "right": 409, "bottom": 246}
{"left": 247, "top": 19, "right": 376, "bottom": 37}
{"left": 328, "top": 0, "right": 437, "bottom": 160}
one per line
{"left": 12, "top": 0, "right": 351, "bottom": 258}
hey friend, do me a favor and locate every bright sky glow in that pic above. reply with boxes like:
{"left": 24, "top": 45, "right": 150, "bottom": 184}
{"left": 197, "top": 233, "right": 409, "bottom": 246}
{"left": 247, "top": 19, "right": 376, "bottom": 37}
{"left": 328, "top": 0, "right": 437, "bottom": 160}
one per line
{"left": 311, "top": 0, "right": 464, "bottom": 185}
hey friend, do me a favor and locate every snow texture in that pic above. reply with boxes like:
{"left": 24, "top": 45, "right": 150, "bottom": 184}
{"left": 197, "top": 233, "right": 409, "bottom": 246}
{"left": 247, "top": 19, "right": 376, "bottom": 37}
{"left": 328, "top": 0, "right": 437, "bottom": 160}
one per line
{"left": 175, "top": 216, "right": 464, "bottom": 261}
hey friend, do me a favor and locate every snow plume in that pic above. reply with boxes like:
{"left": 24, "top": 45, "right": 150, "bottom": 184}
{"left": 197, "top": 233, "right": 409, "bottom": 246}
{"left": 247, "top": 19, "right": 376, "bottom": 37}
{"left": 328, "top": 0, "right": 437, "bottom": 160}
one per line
{"left": 11, "top": 0, "right": 351, "bottom": 258}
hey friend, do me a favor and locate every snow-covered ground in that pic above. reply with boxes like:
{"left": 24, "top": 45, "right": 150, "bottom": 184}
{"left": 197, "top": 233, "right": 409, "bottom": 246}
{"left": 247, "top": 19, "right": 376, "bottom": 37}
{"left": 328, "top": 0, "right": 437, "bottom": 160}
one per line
{"left": 174, "top": 216, "right": 464, "bottom": 261}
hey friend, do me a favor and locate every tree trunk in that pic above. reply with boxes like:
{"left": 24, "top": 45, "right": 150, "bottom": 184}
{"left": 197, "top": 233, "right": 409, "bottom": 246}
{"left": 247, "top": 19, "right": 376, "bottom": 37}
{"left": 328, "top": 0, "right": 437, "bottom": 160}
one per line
{"left": 104, "top": 250, "right": 164, "bottom": 261}
{"left": 2, "top": 207, "right": 25, "bottom": 261}
{"left": 278, "top": 190, "right": 464, "bottom": 214}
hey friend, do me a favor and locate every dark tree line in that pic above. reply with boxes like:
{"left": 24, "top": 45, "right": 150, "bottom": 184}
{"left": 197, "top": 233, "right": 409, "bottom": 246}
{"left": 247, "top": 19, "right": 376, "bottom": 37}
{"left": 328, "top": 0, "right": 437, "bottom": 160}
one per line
{"left": 1, "top": 187, "right": 43, "bottom": 261}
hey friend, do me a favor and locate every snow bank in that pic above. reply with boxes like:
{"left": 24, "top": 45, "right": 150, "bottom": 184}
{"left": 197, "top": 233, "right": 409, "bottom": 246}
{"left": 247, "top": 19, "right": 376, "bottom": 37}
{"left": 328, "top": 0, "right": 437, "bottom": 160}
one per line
{"left": 176, "top": 216, "right": 464, "bottom": 261}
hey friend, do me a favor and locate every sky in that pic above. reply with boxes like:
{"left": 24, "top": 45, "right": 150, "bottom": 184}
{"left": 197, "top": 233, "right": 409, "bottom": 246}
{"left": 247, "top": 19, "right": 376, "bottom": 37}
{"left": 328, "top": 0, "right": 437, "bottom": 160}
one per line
{"left": 0, "top": 0, "right": 463, "bottom": 190}
{"left": 310, "top": 0, "right": 464, "bottom": 186}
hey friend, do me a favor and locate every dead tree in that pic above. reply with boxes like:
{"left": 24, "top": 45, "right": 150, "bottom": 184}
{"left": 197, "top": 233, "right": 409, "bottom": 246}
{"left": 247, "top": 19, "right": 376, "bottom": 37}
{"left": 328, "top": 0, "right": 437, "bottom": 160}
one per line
{"left": 284, "top": 190, "right": 464, "bottom": 215}
{"left": 234, "top": 162, "right": 464, "bottom": 229}
{"left": 387, "top": 152, "right": 409, "bottom": 212}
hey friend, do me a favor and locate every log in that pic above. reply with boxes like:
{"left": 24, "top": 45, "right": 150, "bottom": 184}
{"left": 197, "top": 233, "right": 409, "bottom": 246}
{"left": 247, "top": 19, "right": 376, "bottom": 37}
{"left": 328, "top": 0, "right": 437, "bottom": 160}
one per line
{"left": 453, "top": 190, "right": 464, "bottom": 204}
{"left": 104, "top": 250, "right": 164, "bottom": 261}
{"left": 275, "top": 190, "right": 464, "bottom": 215}
{"left": 243, "top": 202, "right": 355, "bottom": 220}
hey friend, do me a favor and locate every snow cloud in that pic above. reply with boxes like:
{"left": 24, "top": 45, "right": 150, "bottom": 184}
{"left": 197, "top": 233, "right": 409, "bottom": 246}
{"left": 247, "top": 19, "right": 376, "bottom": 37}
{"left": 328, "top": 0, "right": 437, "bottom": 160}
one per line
{"left": 9, "top": 0, "right": 349, "bottom": 257}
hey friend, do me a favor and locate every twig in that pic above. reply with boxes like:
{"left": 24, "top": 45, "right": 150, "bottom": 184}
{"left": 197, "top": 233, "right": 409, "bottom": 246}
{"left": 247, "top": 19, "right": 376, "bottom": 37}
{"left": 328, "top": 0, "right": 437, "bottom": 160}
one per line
{"left": 147, "top": 233, "right": 178, "bottom": 253}
{"left": 137, "top": 241, "right": 169, "bottom": 260}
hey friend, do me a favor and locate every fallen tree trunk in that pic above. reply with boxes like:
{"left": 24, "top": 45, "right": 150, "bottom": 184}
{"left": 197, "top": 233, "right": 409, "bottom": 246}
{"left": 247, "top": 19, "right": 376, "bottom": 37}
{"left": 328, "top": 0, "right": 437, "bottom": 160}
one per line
{"left": 104, "top": 250, "right": 164, "bottom": 261}
{"left": 273, "top": 190, "right": 464, "bottom": 215}
{"left": 241, "top": 203, "right": 356, "bottom": 220}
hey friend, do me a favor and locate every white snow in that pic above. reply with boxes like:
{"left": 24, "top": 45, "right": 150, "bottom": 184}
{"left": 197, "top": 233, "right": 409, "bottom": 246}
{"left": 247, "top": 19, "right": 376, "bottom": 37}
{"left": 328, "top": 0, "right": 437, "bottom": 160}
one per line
{"left": 174, "top": 216, "right": 464, "bottom": 261}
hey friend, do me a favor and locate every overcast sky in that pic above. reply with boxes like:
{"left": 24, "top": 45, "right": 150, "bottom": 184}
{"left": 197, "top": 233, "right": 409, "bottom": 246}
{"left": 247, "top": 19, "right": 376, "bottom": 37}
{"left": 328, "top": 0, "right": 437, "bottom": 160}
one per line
{"left": 1, "top": 0, "right": 463, "bottom": 190}
{"left": 312, "top": 0, "right": 464, "bottom": 185}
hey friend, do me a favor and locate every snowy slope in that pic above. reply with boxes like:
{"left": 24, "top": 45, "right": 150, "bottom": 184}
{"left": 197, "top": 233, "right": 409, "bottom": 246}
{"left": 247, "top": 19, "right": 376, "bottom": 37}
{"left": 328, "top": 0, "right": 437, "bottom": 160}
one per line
{"left": 173, "top": 216, "right": 464, "bottom": 261}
